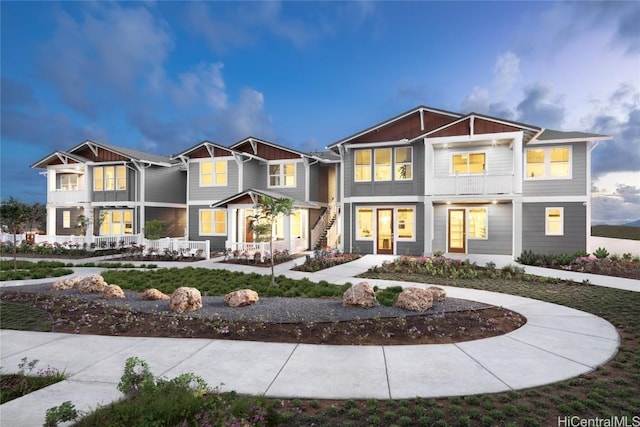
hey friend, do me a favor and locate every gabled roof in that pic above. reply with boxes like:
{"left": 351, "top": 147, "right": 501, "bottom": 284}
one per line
{"left": 32, "top": 151, "right": 91, "bottom": 169}
{"left": 173, "top": 140, "right": 235, "bottom": 159}
{"left": 210, "top": 188, "right": 319, "bottom": 209}
{"left": 66, "top": 140, "right": 173, "bottom": 166}
{"left": 230, "top": 137, "right": 309, "bottom": 161}
{"left": 536, "top": 129, "right": 611, "bottom": 142}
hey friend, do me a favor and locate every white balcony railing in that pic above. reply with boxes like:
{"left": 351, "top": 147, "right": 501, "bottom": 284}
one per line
{"left": 429, "top": 174, "right": 514, "bottom": 196}
{"left": 48, "top": 190, "right": 86, "bottom": 205}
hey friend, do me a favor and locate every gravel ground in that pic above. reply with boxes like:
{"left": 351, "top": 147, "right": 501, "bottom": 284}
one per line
{"left": 3, "top": 283, "right": 492, "bottom": 323}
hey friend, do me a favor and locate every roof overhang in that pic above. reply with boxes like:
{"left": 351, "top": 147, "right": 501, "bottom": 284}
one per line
{"left": 210, "top": 189, "right": 320, "bottom": 209}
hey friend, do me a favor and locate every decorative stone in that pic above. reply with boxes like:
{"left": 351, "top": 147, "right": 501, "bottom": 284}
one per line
{"left": 343, "top": 281, "right": 379, "bottom": 308}
{"left": 224, "top": 289, "right": 259, "bottom": 307}
{"left": 170, "top": 287, "right": 202, "bottom": 313}
{"left": 102, "top": 284, "right": 125, "bottom": 299}
{"left": 77, "top": 275, "right": 107, "bottom": 294}
{"left": 140, "top": 288, "right": 170, "bottom": 301}
{"left": 395, "top": 287, "right": 434, "bottom": 312}
{"left": 51, "top": 276, "right": 82, "bottom": 291}
{"left": 427, "top": 286, "right": 446, "bottom": 302}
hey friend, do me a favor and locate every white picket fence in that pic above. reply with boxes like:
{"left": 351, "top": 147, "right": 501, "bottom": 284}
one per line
{"left": 0, "top": 233, "right": 211, "bottom": 260}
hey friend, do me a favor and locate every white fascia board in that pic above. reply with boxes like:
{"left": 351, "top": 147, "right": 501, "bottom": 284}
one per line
{"left": 188, "top": 200, "right": 220, "bottom": 206}
{"left": 425, "top": 131, "right": 523, "bottom": 146}
{"left": 527, "top": 136, "right": 613, "bottom": 145}
{"left": 522, "top": 196, "right": 588, "bottom": 203}
{"left": 344, "top": 138, "right": 410, "bottom": 149}
{"left": 343, "top": 195, "right": 424, "bottom": 203}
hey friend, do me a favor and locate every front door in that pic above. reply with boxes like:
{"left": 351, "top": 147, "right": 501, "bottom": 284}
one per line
{"left": 448, "top": 209, "right": 466, "bottom": 253}
{"left": 377, "top": 209, "right": 393, "bottom": 254}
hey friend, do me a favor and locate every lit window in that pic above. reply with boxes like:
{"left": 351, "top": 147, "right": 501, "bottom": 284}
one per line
{"left": 62, "top": 211, "right": 71, "bottom": 228}
{"left": 291, "top": 209, "right": 306, "bottom": 239}
{"left": 452, "top": 153, "right": 485, "bottom": 174}
{"left": 397, "top": 208, "right": 415, "bottom": 239}
{"left": 94, "top": 166, "right": 126, "bottom": 191}
{"left": 60, "top": 174, "right": 81, "bottom": 191}
{"left": 200, "top": 161, "right": 227, "bottom": 186}
{"left": 395, "top": 147, "right": 413, "bottom": 180}
{"left": 468, "top": 208, "right": 487, "bottom": 239}
{"left": 269, "top": 163, "right": 296, "bottom": 187}
{"left": 545, "top": 207, "right": 564, "bottom": 235}
{"left": 200, "top": 209, "right": 227, "bottom": 235}
{"left": 99, "top": 209, "right": 134, "bottom": 235}
{"left": 374, "top": 148, "right": 392, "bottom": 181}
{"left": 354, "top": 150, "right": 371, "bottom": 182}
{"left": 526, "top": 147, "right": 571, "bottom": 179}
{"left": 356, "top": 208, "right": 373, "bottom": 239}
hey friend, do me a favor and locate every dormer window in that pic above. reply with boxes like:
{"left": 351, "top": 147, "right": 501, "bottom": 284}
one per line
{"left": 269, "top": 163, "right": 296, "bottom": 187}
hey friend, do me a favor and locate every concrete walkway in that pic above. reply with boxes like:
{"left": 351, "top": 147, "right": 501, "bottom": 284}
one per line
{"left": 0, "top": 254, "right": 633, "bottom": 427}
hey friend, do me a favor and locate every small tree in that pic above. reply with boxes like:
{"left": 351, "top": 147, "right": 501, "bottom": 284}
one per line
{"left": 252, "top": 194, "right": 294, "bottom": 286}
{"left": 144, "top": 220, "right": 167, "bottom": 240}
{"left": 0, "top": 197, "right": 30, "bottom": 270}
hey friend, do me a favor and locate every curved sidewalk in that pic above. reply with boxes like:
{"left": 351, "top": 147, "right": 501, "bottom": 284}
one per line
{"left": 0, "top": 256, "right": 626, "bottom": 427}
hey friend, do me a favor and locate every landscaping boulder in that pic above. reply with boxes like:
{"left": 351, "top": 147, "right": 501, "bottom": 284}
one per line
{"left": 170, "top": 287, "right": 202, "bottom": 313}
{"left": 427, "top": 286, "right": 446, "bottom": 302}
{"left": 395, "top": 287, "right": 433, "bottom": 312}
{"left": 78, "top": 275, "right": 107, "bottom": 294}
{"left": 51, "top": 276, "right": 82, "bottom": 291}
{"left": 140, "top": 288, "right": 170, "bottom": 301}
{"left": 102, "top": 284, "right": 125, "bottom": 300}
{"left": 224, "top": 289, "right": 260, "bottom": 307}
{"left": 343, "top": 281, "right": 379, "bottom": 308}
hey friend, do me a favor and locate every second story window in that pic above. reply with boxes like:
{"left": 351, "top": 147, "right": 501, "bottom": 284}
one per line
{"left": 374, "top": 148, "right": 392, "bottom": 181}
{"left": 355, "top": 150, "right": 372, "bottom": 182}
{"left": 395, "top": 147, "right": 413, "bottom": 180}
{"left": 200, "top": 161, "right": 227, "bottom": 186}
{"left": 59, "top": 174, "right": 82, "bottom": 191}
{"left": 526, "top": 146, "right": 571, "bottom": 179}
{"left": 452, "top": 152, "right": 485, "bottom": 174}
{"left": 269, "top": 163, "right": 296, "bottom": 187}
{"left": 94, "top": 166, "right": 126, "bottom": 191}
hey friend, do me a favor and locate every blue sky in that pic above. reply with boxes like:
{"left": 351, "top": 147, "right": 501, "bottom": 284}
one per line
{"left": 1, "top": 1, "right": 639, "bottom": 224}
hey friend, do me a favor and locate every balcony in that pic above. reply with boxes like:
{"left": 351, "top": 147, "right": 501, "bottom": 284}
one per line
{"left": 429, "top": 173, "right": 514, "bottom": 196}
{"left": 48, "top": 189, "right": 86, "bottom": 205}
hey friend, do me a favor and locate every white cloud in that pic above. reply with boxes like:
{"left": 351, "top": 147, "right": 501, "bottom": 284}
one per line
{"left": 516, "top": 83, "right": 564, "bottom": 129}
{"left": 170, "top": 62, "right": 227, "bottom": 110}
{"left": 493, "top": 52, "right": 520, "bottom": 98}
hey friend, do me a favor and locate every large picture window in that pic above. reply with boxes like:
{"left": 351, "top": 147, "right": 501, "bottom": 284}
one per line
{"left": 526, "top": 146, "right": 571, "bottom": 179}
{"left": 452, "top": 152, "right": 485, "bottom": 174}
{"left": 99, "top": 210, "right": 133, "bottom": 235}
{"left": 374, "top": 148, "right": 392, "bottom": 181}
{"left": 395, "top": 147, "right": 413, "bottom": 180}
{"left": 269, "top": 163, "right": 296, "bottom": 187}
{"left": 356, "top": 208, "right": 373, "bottom": 239}
{"left": 468, "top": 208, "right": 487, "bottom": 239}
{"left": 200, "top": 161, "right": 228, "bottom": 186}
{"left": 545, "top": 207, "right": 564, "bottom": 235}
{"left": 200, "top": 209, "right": 227, "bottom": 235}
{"left": 94, "top": 166, "right": 126, "bottom": 191}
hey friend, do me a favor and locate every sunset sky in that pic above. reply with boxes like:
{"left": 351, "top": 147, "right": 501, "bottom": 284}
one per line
{"left": 1, "top": 1, "right": 638, "bottom": 224}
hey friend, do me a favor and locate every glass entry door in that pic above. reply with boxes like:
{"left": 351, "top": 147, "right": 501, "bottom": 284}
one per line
{"left": 448, "top": 209, "right": 466, "bottom": 253}
{"left": 377, "top": 209, "right": 394, "bottom": 254}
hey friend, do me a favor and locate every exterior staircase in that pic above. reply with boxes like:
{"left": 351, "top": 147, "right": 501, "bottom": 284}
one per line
{"left": 313, "top": 215, "right": 336, "bottom": 250}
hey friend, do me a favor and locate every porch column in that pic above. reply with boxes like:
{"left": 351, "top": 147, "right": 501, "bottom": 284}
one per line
{"left": 284, "top": 214, "right": 292, "bottom": 252}
{"left": 47, "top": 206, "right": 56, "bottom": 238}
{"left": 423, "top": 200, "right": 433, "bottom": 255}
{"left": 513, "top": 197, "right": 522, "bottom": 259}
{"left": 513, "top": 133, "right": 523, "bottom": 194}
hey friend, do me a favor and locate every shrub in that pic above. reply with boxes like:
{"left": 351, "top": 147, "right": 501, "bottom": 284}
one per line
{"left": 593, "top": 247, "right": 610, "bottom": 259}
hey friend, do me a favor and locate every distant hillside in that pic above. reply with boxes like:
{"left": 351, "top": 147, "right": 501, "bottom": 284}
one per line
{"left": 624, "top": 220, "right": 640, "bottom": 227}
{"left": 591, "top": 225, "right": 640, "bottom": 241}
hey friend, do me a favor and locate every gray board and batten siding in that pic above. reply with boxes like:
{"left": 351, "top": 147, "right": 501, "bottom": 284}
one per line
{"left": 188, "top": 159, "right": 240, "bottom": 202}
{"left": 521, "top": 202, "right": 587, "bottom": 255}
{"left": 145, "top": 165, "right": 187, "bottom": 204}
{"left": 55, "top": 207, "right": 84, "bottom": 236}
{"left": 91, "top": 166, "right": 135, "bottom": 202}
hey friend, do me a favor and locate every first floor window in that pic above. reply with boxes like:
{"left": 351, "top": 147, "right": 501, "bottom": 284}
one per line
{"left": 397, "top": 208, "right": 415, "bottom": 239}
{"left": 291, "top": 209, "right": 307, "bottom": 239}
{"left": 356, "top": 208, "right": 373, "bottom": 239}
{"left": 468, "top": 208, "right": 487, "bottom": 239}
{"left": 200, "top": 209, "right": 227, "bottom": 235}
{"left": 62, "top": 211, "right": 71, "bottom": 228}
{"left": 99, "top": 210, "right": 133, "bottom": 235}
{"left": 545, "top": 207, "right": 564, "bottom": 235}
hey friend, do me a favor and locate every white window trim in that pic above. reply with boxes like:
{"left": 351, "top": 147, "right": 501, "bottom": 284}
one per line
{"left": 395, "top": 206, "right": 416, "bottom": 242}
{"left": 545, "top": 207, "right": 564, "bottom": 236}
{"left": 525, "top": 146, "right": 572, "bottom": 180}
{"left": 267, "top": 161, "right": 297, "bottom": 188}
{"left": 199, "top": 160, "right": 228, "bottom": 187}
{"left": 93, "top": 165, "right": 127, "bottom": 191}
{"left": 355, "top": 207, "right": 374, "bottom": 241}
{"left": 394, "top": 147, "right": 413, "bottom": 181}
{"left": 62, "top": 210, "right": 71, "bottom": 229}
{"left": 373, "top": 148, "right": 392, "bottom": 182}
{"left": 449, "top": 151, "right": 487, "bottom": 176}
{"left": 354, "top": 149, "right": 372, "bottom": 182}
{"left": 199, "top": 208, "right": 227, "bottom": 236}
{"left": 467, "top": 207, "right": 489, "bottom": 240}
